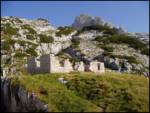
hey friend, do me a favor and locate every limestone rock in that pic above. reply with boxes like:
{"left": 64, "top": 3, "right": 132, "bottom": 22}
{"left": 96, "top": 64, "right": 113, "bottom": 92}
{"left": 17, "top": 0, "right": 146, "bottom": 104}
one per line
{"left": 122, "top": 61, "right": 132, "bottom": 72}
{"left": 72, "top": 14, "right": 105, "bottom": 30}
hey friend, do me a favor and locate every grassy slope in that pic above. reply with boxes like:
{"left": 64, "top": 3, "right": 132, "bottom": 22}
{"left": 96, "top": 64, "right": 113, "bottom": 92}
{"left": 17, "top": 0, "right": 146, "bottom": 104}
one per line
{"left": 65, "top": 72, "right": 149, "bottom": 112}
{"left": 10, "top": 73, "right": 101, "bottom": 112}
{"left": 10, "top": 72, "right": 149, "bottom": 112}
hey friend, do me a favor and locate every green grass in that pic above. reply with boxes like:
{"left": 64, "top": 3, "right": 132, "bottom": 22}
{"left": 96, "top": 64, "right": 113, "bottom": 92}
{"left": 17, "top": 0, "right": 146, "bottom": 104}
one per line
{"left": 65, "top": 72, "right": 149, "bottom": 112}
{"left": 10, "top": 72, "right": 149, "bottom": 112}
{"left": 10, "top": 73, "right": 101, "bottom": 112}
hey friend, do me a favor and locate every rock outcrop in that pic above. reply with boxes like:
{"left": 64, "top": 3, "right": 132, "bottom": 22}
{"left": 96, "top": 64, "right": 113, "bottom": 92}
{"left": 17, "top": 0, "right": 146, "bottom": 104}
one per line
{"left": 72, "top": 14, "right": 105, "bottom": 30}
{"left": 1, "top": 77, "right": 48, "bottom": 112}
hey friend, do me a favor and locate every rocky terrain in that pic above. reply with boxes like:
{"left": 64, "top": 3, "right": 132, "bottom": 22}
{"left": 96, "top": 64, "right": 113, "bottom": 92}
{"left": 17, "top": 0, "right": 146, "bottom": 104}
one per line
{"left": 1, "top": 14, "right": 149, "bottom": 76}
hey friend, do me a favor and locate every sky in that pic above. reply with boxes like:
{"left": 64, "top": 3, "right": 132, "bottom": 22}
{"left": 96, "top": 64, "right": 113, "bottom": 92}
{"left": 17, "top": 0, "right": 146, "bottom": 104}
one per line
{"left": 1, "top": 1, "right": 149, "bottom": 33}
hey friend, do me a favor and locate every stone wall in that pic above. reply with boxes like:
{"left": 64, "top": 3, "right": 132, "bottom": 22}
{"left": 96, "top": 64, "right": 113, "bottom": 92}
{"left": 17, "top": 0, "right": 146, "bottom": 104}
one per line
{"left": 27, "top": 57, "right": 41, "bottom": 74}
{"left": 40, "top": 54, "right": 51, "bottom": 73}
{"left": 27, "top": 54, "right": 105, "bottom": 74}
{"left": 27, "top": 57, "right": 36, "bottom": 74}
{"left": 74, "top": 62, "right": 84, "bottom": 71}
{"left": 28, "top": 54, "right": 74, "bottom": 74}
{"left": 90, "top": 61, "right": 105, "bottom": 73}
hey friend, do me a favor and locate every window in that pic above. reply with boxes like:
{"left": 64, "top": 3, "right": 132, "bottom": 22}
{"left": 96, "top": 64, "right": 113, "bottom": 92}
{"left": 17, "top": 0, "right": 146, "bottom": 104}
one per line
{"left": 98, "top": 63, "right": 100, "bottom": 70}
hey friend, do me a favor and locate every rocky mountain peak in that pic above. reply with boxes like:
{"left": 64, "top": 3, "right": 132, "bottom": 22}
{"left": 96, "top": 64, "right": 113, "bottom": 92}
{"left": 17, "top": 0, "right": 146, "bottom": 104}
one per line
{"left": 72, "top": 14, "right": 127, "bottom": 34}
{"left": 72, "top": 14, "right": 105, "bottom": 30}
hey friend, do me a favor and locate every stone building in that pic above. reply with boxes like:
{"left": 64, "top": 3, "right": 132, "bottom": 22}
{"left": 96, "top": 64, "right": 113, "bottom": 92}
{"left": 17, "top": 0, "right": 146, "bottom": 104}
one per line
{"left": 90, "top": 61, "right": 105, "bottom": 73}
{"left": 27, "top": 54, "right": 105, "bottom": 74}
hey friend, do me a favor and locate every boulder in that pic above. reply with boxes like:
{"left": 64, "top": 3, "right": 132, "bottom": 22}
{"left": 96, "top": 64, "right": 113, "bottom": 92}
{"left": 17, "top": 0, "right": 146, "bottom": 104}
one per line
{"left": 122, "top": 61, "right": 132, "bottom": 72}
{"left": 104, "top": 57, "right": 120, "bottom": 70}
{"left": 143, "top": 72, "right": 149, "bottom": 77}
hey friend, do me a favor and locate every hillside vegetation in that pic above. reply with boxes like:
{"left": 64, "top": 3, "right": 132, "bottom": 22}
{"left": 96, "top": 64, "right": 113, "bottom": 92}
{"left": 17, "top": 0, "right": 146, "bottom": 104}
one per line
{"left": 10, "top": 72, "right": 149, "bottom": 112}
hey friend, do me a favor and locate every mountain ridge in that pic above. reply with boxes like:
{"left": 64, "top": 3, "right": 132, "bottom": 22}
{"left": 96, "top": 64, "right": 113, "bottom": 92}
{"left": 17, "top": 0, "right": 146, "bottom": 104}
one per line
{"left": 1, "top": 15, "right": 149, "bottom": 76}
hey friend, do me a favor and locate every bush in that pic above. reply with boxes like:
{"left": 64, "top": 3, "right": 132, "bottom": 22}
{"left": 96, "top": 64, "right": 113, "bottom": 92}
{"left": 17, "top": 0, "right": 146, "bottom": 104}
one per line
{"left": 95, "top": 34, "right": 147, "bottom": 52}
{"left": 2, "top": 24, "right": 19, "bottom": 35}
{"left": 14, "top": 52, "right": 27, "bottom": 58}
{"left": 99, "top": 45, "right": 114, "bottom": 52}
{"left": 72, "top": 38, "right": 80, "bottom": 48}
{"left": 22, "top": 25, "right": 36, "bottom": 34}
{"left": 56, "top": 26, "right": 74, "bottom": 36}
{"left": 94, "top": 36, "right": 108, "bottom": 43}
{"left": 17, "top": 40, "right": 26, "bottom": 46}
{"left": 102, "top": 51, "right": 113, "bottom": 56}
{"left": 26, "top": 34, "right": 35, "bottom": 40}
{"left": 122, "top": 56, "right": 138, "bottom": 64}
{"left": 110, "top": 55, "right": 138, "bottom": 64}
{"left": 39, "top": 34, "right": 54, "bottom": 43}
{"left": 76, "top": 25, "right": 118, "bottom": 35}
{"left": 26, "top": 48, "right": 37, "bottom": 56}
{"left": 1, "top": 39, "right": 16, "bottom": 50}
{"left": 141, "top": 47, "right": 149, "bottom": 56}
{"left": 14, "top": 18, "right": 23, "bottom": 23}
{"left": 1, "top": 41, "right": 10, "bottom": 51}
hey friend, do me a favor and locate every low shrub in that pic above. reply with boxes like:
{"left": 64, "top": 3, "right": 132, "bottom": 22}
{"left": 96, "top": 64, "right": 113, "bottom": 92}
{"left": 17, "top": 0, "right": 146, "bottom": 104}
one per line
{"left": 1, "top": 39, "right": 16, "bottom": 50}
{"left": 14, "top": 52, "right": 27, "bottom": 58}
{"left": 22, "top": 25, "right": 36, "bottom": 34}
{"left": 141, "top": 47, "right": 149, "bottom": 56}
{"left": 17, "top": 40, "right": 26, "bottom": 46}
{"left": 95, "top": 34, "right": 147, "bottom": 52}
{"left": 2, "top": 24, "right": 19, "bottom": 35}
{"left": 39, "top": 34, "right": 54, "bottom": 43}
{"left": 26, "top": 34, "right": 35, "bottom": 40}
{"left": 26, "top": 48, "right": 37, "bottom": 56}
{"left": 76, "top": 25, "right": 118, "bottom": 36}
{"left": 99, "top": 45, "right": 114, "bottom": 52}
{"left": 56, "top": 26, "right": 74, "bottom": 36}
{"left": 71, "top": 38, "right": 80, "bottom": 48}
{"left": 111, "top": 55, "right": 138, "bottom": 64}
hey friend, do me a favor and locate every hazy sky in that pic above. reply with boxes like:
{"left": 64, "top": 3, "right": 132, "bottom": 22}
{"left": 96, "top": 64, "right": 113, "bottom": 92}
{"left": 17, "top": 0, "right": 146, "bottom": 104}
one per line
{"left": 1, "top": 1, "right": 149, "bottom": 33}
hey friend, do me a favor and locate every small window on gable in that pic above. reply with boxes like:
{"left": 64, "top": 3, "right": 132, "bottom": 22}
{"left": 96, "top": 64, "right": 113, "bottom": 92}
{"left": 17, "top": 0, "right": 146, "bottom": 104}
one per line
{"left": 98, "top": 63, "right": 100, "bottom": 70}
{"left": 59, "top": 60, "right": 65, "bottom": 67}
